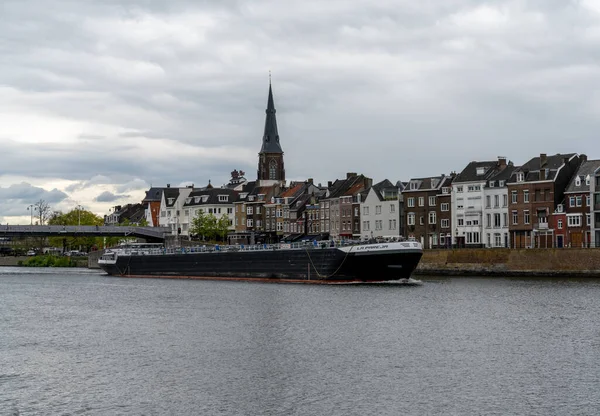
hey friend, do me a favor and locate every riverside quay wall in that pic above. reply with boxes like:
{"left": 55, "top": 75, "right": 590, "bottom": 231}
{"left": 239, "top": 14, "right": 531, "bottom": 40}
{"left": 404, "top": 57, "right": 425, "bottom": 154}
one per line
{"left": 416, "top": 248, "right": 600, "bottom": 277}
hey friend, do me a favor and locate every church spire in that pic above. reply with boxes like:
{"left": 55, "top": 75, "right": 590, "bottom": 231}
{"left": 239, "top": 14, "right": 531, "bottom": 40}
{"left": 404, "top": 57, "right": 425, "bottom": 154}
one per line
{"left": 260, "top": 79, "right": 283, "bottom": 153}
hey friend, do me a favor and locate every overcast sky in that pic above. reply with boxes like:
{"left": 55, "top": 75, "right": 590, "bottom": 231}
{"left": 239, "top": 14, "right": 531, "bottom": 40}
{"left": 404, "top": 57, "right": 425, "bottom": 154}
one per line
{"left": 2, "top": 0, "right": 600, "bottom": 224}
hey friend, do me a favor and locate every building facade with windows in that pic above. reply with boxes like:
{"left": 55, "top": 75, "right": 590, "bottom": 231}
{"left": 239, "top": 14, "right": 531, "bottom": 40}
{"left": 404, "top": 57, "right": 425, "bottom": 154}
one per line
{"left": 403, "top": 175, "right": 453, "bottom": 249}
{"left": 359, "top": 179, "right": 401, "bottom": 241}
{"left": 181, "top": 187, "right": 237, "bottom": 238}
{"left": 507, "top": 153, "right": 581, "bottom": 248}
{"left": 562, "top": 158, "right": 600, "bottom": 248}
{"left": 452, "top": 158, "right": 512, "bottom": 248}
{"left": 592, "top": 166, "right": 600, "bottom": 247}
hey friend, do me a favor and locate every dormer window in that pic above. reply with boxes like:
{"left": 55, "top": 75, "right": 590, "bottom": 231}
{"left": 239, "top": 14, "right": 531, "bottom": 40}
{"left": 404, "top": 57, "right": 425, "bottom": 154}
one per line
{"left": 248, "top": 195, "right": 255, "bottom": 202}
{"left": 185, "top": 198, "right": 192, "bottom": 204}
{"left": 476, "top": 167, "right": 486, "bottom": 175}
{"left": 517, "top": 173, "right": 524, "bottom": 182}
{"left": 586, "top": 175, "right": 590, "bottom": 186}
{"left": 575, "top": 176, "right": 581, "bottom": 187}
{"left": 218, "top": 195, "right": 228, "bottom": 202}
{"left": 194, "top": 197, "right": 200, "bottom": 203}
{"left": 489, "top": 181, "right": 495, "bottom": 188}
{"left": 168, "top": 198, "right": 175, "bottom": 204}
{"left": 556, "top": 204, "right": 563, "bottom": 213}
{"left": 442, "top": 187, "right": 450, "bottom": 194}
{"left": 499, "top": 180, "right": 505, "bottom": 187}
{"left": 240, "top": 193, "right": 248, "bottom": 199}
{"left": 410, "top": 182, "right": 418, "bottom": 190}
{"left": 201, "top": 196, "right": 209, "bottom": 203}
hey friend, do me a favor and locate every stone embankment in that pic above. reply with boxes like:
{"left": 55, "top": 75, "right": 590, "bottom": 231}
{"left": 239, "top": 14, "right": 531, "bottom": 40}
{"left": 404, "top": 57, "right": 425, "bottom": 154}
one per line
{"left": 415, "top": 248, "right": 600, "bottom": 277}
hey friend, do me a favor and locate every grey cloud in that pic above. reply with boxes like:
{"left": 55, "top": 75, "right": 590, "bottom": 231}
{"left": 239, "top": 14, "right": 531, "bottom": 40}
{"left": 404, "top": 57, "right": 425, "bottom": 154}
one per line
{"left": 1, "top": 0, "right": 600, "bottom": 205}
{"left": 95, "top": 191, "right": 130, "bottom": 202}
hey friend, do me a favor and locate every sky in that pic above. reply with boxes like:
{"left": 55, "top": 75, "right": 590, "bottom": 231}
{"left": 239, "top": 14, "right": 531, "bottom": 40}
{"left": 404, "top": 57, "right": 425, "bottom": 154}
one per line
{"left": 2, "top": 0, "right": 600, "bottom": 224}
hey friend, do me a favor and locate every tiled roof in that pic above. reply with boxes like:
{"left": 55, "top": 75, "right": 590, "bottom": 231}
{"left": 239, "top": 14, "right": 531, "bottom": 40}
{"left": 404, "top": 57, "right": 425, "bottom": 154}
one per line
{"left": 183, "top": 188, "right": 238, "bottom": 207}
{"left": 510, "top": 153, "right": 577, "bottom": 182}
{"left": 454, "top": 161, "right": 501, "bottom": 183}
{"left": 565, "top": 159, "right": 600, "bottom": 193}
{"left": 142, "top": 187, "right": 165, "bottom": 202}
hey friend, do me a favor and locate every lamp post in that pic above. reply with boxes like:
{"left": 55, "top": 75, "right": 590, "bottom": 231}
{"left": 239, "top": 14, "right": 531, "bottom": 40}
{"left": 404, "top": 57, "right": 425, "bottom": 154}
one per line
{"left": 76, "top": 204, "right": 84, "bottom": 226}
{"left": 27, "top": 204, "right": 36, "bottom": 225}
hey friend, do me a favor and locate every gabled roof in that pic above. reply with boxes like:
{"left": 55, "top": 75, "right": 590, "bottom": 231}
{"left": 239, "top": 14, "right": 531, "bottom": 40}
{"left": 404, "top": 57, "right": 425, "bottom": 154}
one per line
{"left": 327, "top": 175, "right": 370, "bottom": 199}
{"left": 454, "top": 160, "right": 501, "bottom": 183}
{"left": 163, "top": 188, "right": 180, "bottom": 207}
{"left": 404, "top": 175, "right": 449, "bottom": 192}
{"left": 565, "top": 159, "right": 600, "bottom": 193}
{"left": 509, "top": 153, "right": 577, "bottom": 182}
{"left": 143, "top": 187, "right": 166, "bottom": 203}
{"left": 183, "top": 188, "right": 238, "bottom": 207}
{"left": 280, "top": 182, "right": 305, "bottom": 198}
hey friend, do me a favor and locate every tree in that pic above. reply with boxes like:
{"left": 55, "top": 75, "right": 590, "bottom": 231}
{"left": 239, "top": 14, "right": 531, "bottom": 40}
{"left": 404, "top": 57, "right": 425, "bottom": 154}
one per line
{"left": 217, "top": 214, "right": 230, "bottom": 242}
{"left": 33, "top": 199, "right": 51, "bottom": 225}
{"left": 190, "top": 211, "right": 221, "bottom": 242}
{"left": 48, "top": 208, "right": 104, "bottom": 252}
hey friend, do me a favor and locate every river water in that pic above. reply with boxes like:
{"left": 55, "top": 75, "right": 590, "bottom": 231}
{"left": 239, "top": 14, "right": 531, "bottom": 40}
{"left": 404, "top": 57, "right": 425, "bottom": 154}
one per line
{"left": 1, "top": 267, "right": 600, "bottom": 415}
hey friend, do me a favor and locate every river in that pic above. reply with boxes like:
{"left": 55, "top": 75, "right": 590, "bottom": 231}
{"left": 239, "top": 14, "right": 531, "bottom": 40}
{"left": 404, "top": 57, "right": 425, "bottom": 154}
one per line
{"left": 1, "top": 267, "right": 599, "bottom": 415}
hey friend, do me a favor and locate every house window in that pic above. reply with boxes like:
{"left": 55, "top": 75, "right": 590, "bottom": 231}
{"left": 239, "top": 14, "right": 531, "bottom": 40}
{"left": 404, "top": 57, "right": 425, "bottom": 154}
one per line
{"left": 499, "top": 181, "right": 505, "bottom": 187}
{"left": 389, "top": 219, "right": 397, "bottom": 230}
{"left": 494, "top": 213, "right": 501, "bottom": 228}
{"left": 428, "top": 212, "right": 436, "bottom": 224}
{"left": 512, "top": 191, "right": 518, "bottom": 204}
{"left": 161, "top": 211, "right": 166, "bottom": 217}
{"left": 407, "top": 198, "right": 414, "bottom": 208}
{"left": 558, "top": 219, "right": 563, "bottom": 229}
{"left": 512, "top": 210, "right": 518, "bottom": 225}
{"left": 246, "top": 206, "right": 253, "bottom": 215}
{"left": 363, "top": 206, "right": 370, "bottom": 215}
{"left": 218, "top": 195, "right": 228, "bottom": 202}
{"left": 517, "top": 173, "right": 524, "bottom": 182}
{"left": 569, "top": 196, "right": 575, "bottom": 207}
{"left": 457, "top": 198, "right": 464, "bottom": 210}
{"left": 576, "top": 196, "right": 582, "bottom": 207}
{"left": 567, "top": 215, "right": 582, "bottom": 227}
{"left": 418, "top": 197, "right": 425, "bottom": 207}
{"left": 390, "top": 204, "right": 396, "bottom": 213}
{"left": 486, "top": 196, "right": 491, "bottom": 208}
{"left": 575, "top": 177, "right": 581, "bottom": 187}
{"left": 269, "top": 160, "right": 277, "bottom": 180}
{"left": 442, "top": 187, "right": 450, "bottom": 194}
{"left": 586, "top": 195, "right": 591, "bottom": 207}
{"left": 376, "top": 205, "right": 382, "bottom": 215}
{"left": 375, "top": 220, "right": 382, "bottom": 230}
{"left": 458, "top": 218, "right": 464, "bottom": 226}
{"left": 494, "top": 233, "right": 502, "bottom": 247}
{"left": 587, "top": 214, "right": 591, "bottom": 226}
{"left": 441, "top": 219, "right": 450, "bottom": 228}
{"left": 184, "top": 209, "right": 189, "bottom": 217}
{"left": 420, "top": 216, "right": 424, "bottom": 225}
{"left": 494, "top": 195, "right": 500, "bottom": 208}
{"left": 466, "top": 232, "right": 480, "bottom": 244}
{"left": 407, "top": 213, "right": 415, "bottom": 226}
{"left": 441, "top": 203, "right": 449, "bottom": 212}
{"left": 457, "top": 186, "right": 463, "bottom": 193}
{"left": 523, "top": 190, "right": 529, "bottom": 203}
{"left": 524, "top": 210, "right": 530, "bottom": 224}
{"left": 503, "top": 213, "right": 507, "bottom": 227}
{"left": 247, "top": 219, "right": 253, "bottom": 227}
{"left": 486, "top": 213, "right": 491, "bottom": 227}
{"left": 489, "top": 181, "right": 495, "bottom": 188}
{"left": 429, "top": 196, "right": 436, "bottom": 206}
{"left": 503, "top": 195, "right": 508, "bottom": 207}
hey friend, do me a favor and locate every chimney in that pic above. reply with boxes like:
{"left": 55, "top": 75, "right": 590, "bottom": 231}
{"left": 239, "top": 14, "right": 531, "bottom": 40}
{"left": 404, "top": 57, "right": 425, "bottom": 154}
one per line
{"left": 580, "top": 154, "right": 588, "bottom": 163}
{"left": 167, "top": 184, "right": 171, "bottom": 188}
{"left": 364, "top": 177, "right": 373, "bottom": 188}
{"left": 346, "top": 172, "right": 357, "bottom": 179}
{"left": 540, "top": 153, "right": 547, "bottom": 168}
{"left": 307, "top": 178, "right": 313, "bottom": 184}
{"left": 328, "top": 181, "right": 333, "bottom": 188}
{"left": 498, "top": 156, "right": 507, "bottom": 168}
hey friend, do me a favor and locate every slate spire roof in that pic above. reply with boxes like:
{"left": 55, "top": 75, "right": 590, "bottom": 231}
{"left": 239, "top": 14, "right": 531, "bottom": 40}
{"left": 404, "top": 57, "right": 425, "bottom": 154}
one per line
{"left": 260, "top": 81, "right": 283, "bottom": 153}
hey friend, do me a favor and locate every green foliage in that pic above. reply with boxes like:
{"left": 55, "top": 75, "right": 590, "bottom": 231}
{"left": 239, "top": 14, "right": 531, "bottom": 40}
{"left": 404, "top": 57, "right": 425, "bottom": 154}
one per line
{"left": 190, "top": 211, "right": 230, "bottom": 242}
{"left": 22, "top": 255, "right": 76, "bottom": 267}
{"left": 48, "top": 209, "right": 104, "bottom": 251}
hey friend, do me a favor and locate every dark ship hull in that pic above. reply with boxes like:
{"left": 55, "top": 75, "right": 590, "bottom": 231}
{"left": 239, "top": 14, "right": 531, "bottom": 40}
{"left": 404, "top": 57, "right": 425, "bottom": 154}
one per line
{"left": 99, "top": 242, "right": 423, "bottom": 283}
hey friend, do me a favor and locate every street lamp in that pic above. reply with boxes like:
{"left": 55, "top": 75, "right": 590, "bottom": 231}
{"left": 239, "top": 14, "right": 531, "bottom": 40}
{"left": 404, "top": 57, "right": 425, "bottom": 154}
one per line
{"left": 76, "top": 204, "right": 84, "bottom": 226}
{"left": 27, "top": 204, "right": 37, "bottom": 225}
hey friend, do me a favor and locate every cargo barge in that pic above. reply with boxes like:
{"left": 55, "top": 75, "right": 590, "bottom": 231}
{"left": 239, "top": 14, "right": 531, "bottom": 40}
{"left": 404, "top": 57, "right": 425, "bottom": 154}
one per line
{"left": 98, "top": 240, "right": 423, "bottom": 283}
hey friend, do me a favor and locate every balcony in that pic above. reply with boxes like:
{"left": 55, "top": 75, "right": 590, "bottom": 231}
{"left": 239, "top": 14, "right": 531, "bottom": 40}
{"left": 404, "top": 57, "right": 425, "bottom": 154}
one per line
{"left": 535, "top": 222, "right": 549, "bottom": 230}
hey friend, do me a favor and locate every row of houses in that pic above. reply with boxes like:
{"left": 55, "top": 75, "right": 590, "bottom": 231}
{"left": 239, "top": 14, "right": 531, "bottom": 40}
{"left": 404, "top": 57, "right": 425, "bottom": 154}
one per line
{"left": 104, "top": 82, "right": 600, "bottom": 248}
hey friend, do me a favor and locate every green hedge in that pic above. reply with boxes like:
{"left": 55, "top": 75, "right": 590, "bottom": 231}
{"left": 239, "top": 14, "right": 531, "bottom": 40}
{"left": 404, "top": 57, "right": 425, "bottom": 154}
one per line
{"left": 21, "top": 255, "right": 77, "bottom": 267}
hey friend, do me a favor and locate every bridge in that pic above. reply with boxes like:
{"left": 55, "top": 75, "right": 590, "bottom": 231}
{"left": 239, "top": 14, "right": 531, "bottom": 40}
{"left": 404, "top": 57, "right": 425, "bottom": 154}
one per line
{"left": 0, "top": 224, "right": 169, "bottom": 242}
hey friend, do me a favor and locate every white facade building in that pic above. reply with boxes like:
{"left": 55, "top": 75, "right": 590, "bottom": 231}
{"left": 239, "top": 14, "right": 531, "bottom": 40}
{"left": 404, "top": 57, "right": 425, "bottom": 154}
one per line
{"left": 452, "top": 158, "right": 513, "bottom": 248}
{"left": 359, "top": 180, "right": 400, "bottom": 240}
{"left": 592, "top": 166, "right": 600, "bottom": 247}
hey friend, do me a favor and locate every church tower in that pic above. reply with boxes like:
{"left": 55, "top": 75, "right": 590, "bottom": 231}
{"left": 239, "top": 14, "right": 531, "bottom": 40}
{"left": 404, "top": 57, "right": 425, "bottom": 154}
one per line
{"left": 257, "top": 80, "right": 285, "bottom": 186}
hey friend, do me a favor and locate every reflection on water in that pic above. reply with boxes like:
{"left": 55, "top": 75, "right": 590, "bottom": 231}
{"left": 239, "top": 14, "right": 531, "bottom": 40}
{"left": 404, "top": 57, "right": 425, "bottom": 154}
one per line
{"left": 1, "top": 268, "right": 600, "bottom": 415}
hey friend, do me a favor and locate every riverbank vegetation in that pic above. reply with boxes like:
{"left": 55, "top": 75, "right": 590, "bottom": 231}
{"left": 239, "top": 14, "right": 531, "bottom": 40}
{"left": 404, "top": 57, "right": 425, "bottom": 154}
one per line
{"left": 18, "top": 255, "right": 80, "bottom": 267}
